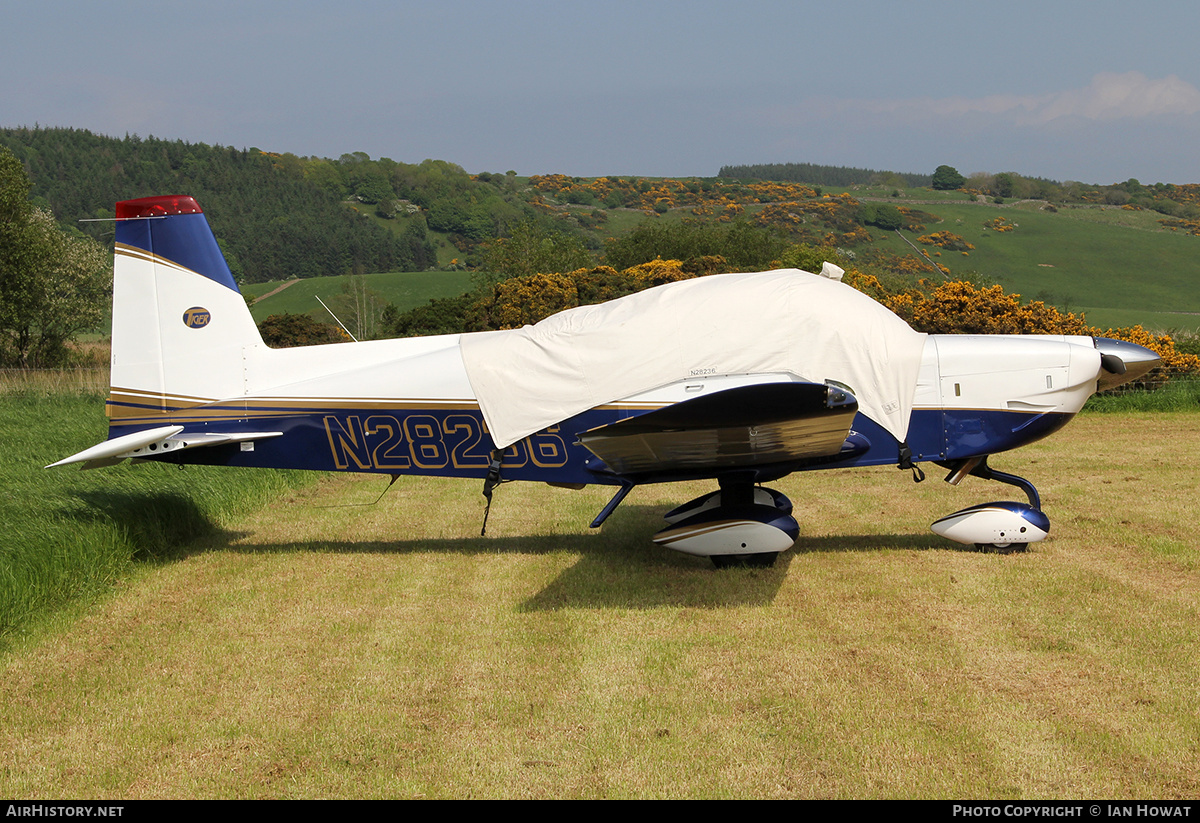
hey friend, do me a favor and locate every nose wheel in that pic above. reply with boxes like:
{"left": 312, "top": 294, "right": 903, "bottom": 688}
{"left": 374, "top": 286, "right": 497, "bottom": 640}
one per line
{"left": 711, "top": 552, "right": 781, "bottom": 569}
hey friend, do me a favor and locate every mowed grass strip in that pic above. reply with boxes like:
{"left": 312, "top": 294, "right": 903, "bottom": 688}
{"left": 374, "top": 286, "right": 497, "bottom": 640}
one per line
{"left": 1, "top": 415, "right": 1197, "bottom": 798}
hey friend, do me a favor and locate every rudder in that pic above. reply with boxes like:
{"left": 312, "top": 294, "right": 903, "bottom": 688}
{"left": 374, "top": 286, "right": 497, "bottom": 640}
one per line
{"left": 108, "top": 196, "right": 264, "bottom": 428}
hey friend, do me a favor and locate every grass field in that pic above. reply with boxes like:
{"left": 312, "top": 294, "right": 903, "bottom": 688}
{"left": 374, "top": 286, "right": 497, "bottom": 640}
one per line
{"left": 1, "top": 402, "right": 1197, "bottom": 798}
{"left": 243, "top": 269, "right": 474, "bottom": 322}
{"left": 1075, "top": 308, "right": 1200, "bottom": 335}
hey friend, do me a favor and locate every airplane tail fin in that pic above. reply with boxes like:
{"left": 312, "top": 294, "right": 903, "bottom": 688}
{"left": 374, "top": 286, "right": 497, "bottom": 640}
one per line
{"left": 107, "top": 195, "right": 265, "bottom": 429}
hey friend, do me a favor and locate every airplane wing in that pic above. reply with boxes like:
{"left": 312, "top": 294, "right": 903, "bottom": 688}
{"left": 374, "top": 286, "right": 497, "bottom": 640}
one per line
{"left": 576, "top": 382, "right": 858, "bottom": 476}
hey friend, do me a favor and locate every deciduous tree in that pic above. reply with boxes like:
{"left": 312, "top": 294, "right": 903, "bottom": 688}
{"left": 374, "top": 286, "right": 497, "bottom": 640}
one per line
{"left": 479, "top": 220, "right": 590, "bottom": 282}
{"left": 0, "top": 147, "right": 110, "bottom": 367}
{"left": 931, "top": 165, "right": 966, "bottom": 191}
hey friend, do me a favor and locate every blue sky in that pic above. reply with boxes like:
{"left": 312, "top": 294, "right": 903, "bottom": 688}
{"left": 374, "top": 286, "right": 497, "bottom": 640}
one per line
{"left": 5, "top": 0, "right": 1200, "bottom": 183}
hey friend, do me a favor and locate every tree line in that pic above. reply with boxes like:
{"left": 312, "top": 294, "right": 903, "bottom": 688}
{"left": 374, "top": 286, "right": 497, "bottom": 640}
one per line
{"left": 719, "top": 162, "right": 932, "bottom": 189}
{"left": 0, "top": 127, "right": 436, "bottom": 282}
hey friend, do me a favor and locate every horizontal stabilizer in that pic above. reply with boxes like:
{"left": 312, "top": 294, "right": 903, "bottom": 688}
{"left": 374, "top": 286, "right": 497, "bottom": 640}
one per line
{"left": 168, "top": 432, "right": 283, "bottom": 448}
{"left": 47, "top": 427, "right": 281, "bottom": 470}
{"left": 578, "top": 382, "right": 858, "bottom": 475}
{"left": 46, "top": 425, "right": 184, "bottom": 468}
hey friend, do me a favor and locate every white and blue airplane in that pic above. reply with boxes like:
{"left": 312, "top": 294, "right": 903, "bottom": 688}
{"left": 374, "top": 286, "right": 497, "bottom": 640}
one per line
{"left": 50, "top": 195, "right": 1160, "bottom": 567}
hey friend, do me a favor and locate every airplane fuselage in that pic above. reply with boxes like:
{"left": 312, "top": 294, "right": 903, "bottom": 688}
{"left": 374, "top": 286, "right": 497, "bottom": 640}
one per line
{"left": 106, "top": 333, "right": 1099, "bottom": 487}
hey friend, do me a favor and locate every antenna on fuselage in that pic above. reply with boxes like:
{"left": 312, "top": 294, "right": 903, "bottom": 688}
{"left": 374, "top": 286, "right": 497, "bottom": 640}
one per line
{"left": 893, "top": 229, "right": 951, "bottom": 280}
{"left": 316, "top": 295, "right": 359, "bottom": 343}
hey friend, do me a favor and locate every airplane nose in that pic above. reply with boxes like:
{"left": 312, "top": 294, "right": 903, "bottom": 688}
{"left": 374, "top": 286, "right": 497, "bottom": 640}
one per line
{"left": 1093, "top": 337, "right": 1162, "bottom": 390}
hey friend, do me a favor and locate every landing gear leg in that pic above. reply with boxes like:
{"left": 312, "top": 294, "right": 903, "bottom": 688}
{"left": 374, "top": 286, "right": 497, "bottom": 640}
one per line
{"left": 709, "top": 477, "right": 780, "bottom": 569}
{"left": 966, "top": 457, "right": 1041, "bottom": 509}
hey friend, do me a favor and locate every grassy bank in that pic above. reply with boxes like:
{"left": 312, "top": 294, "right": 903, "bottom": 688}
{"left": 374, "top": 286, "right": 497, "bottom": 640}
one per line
{"left": 884, "top": 203, "right": 1200, "bottom": 318}
{"left": 0, "top": 391, "right": 318, "bottom": 652}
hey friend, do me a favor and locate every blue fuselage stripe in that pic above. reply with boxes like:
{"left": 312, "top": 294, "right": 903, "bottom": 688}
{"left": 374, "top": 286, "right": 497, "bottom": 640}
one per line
{"left": 110, "top": 406, "right": 1073, "bottom": 485}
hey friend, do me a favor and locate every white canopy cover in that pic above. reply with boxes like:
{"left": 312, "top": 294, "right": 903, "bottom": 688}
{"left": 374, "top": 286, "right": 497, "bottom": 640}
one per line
{"left": 459, "top": 269, "right": 928, "bottom": 449}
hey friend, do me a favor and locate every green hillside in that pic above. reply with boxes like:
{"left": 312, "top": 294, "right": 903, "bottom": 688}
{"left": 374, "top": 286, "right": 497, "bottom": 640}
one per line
{"left": 0, "top": 128, "right": 437, "bottom": 281}
{"left": 527, "top": 174, "right": 1200, "bottom": 333}
{"left": 255, "top": 194, "right": 1200, "bottom": 335}
{"left": 867, "top": 201, "right": 1200, "bottom": 330}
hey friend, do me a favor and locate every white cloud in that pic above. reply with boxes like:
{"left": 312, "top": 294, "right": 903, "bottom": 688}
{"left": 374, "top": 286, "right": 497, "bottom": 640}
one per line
{"left": 1032, "top": 72, "right": 1200, "bottom": 121}
{"left": 856, "top": 72, "right": 1200, "bottom": 124}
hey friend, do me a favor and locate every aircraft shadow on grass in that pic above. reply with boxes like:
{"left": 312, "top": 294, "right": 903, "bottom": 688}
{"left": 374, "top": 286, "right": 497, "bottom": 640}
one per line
{"left": 69, "top": 488, "right": 241, "bottom": 562}
{"left": 63, "top": 491, "right": 973, "bottom": 610}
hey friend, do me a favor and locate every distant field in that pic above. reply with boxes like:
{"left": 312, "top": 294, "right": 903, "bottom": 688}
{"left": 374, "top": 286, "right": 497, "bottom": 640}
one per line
{"left": 773, "top": 187, "right": 1200, "bottom": 331}
{"left": 1075, "top": 307, "right": 1200, "bottom": 334}
{"left": 243, "top": 270, "right": 473, "bottom": 322}
{"left": 825, "top": 201, "right": 1195, "bottom": 333}
{"left": 832, "top": 185, "right": 976, "bottom": 203}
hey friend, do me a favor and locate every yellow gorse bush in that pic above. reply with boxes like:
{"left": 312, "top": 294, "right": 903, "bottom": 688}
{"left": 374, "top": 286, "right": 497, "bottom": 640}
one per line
{"left": 983, "top": 217, "right": 1016, "bottom": 232}
{"left": 916, "top": 231, "right": 975, "bottom": 251}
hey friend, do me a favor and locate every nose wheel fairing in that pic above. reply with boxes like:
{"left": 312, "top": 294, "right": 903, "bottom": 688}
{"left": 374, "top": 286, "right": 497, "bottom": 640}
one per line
{"left": 931, "top": 501, "right": 1049, "bottom": 549}
{"left": 931, "top": 456, "right": 1049, "bottom": 550}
